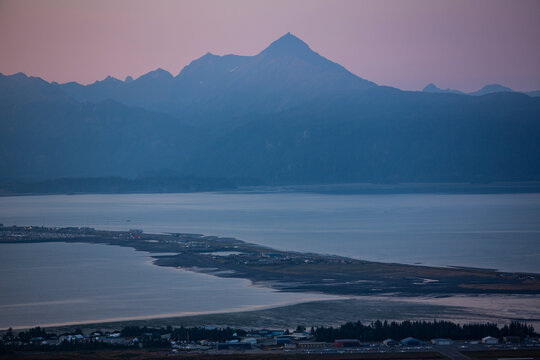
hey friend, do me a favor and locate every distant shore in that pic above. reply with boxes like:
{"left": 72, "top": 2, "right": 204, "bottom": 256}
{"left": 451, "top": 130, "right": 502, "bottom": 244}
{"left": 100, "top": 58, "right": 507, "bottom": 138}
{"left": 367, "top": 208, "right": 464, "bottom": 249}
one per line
{"left": 2, "top": 180, "right": 540, "bottom": 197}
{"left": 1, "top": 225, "right": 539, "bottom": 332}
{"left": 2, "top": 225, "right": 539, "bottom": 298}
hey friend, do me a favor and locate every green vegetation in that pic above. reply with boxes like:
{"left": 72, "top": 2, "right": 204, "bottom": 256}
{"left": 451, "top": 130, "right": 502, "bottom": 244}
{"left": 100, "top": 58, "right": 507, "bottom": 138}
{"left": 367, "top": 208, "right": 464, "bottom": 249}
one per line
{"left": 313, "top": 320, "right": 536, "bottom": 342}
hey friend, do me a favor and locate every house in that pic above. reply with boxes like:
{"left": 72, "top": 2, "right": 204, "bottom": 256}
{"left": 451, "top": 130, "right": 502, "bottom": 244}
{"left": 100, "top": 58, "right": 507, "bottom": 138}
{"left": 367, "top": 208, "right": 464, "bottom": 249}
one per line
{"left": 297, "top": 342, "right": 327, "bottom": 348}
{"left": 335, "top": 339, "right": 361, "bottom": 347}
{"left": 58, "top": 334, "right": 83, "bottom": 343}
{"left": 383, "top": 338, "right": 399, "bottom": 346}
{"left": 42, "top": 339, "right": 60, "bottom": 346}
{"left": 100, "top": 337, "right": 127, "bottom": 345}
{"left": 401, "top": 337, "right": 423, "bottom": 346}
{"left": 30, "top": 337, "right": 44, "bottom": 343}
{"left": 482, "top": 336, "right": 499, "bottom": 345}
{"left": 242, "top": 337, "right": 258, "bottom": 345}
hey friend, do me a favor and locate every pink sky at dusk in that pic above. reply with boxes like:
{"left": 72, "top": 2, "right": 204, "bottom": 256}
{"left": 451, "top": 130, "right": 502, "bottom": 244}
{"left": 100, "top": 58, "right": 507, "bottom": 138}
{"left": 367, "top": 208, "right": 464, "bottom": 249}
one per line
{"left": 1, "top": 0, "right": 539, "bottom": 92}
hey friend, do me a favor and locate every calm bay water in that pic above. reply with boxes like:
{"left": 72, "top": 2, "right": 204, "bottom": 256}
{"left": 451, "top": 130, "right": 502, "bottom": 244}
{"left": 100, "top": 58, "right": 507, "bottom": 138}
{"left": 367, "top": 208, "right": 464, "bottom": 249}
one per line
{"left": 1, "top": 192, "right": 539, "bottom": 272}
{"left": 0, "top": 242, "right": 336, "bottom": 329}
{"left": 1, "top": 191, "right": 540, "bottom": 328}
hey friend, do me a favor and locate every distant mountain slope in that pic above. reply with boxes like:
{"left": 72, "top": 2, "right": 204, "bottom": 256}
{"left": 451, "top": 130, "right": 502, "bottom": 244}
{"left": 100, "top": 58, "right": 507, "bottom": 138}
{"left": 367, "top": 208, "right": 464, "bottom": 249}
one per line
{"left": 422, "top": 83, "right": 464, "bottom": 95}
{"left": 423, "top": 82, "right": 540, "bottom": 97}
{"left": 469, "top": 84, "right": 514, "bottom": 96}
{"left": 185, "top": 88, "right": 540, "bottom": 184}
{"left": 0, "top": 73, "right": 193, "bottom": 179}
{"left": 0, "top": 72, "right": 70, "bottom": 106}
{"left": 526, "top": 90, "right": 540, "bottom": 97}
{"left": 1, "top": 33, "right": 540, "bottom": 184}
{"left": 58, "top": 69, "right": 176, "bottom": 112}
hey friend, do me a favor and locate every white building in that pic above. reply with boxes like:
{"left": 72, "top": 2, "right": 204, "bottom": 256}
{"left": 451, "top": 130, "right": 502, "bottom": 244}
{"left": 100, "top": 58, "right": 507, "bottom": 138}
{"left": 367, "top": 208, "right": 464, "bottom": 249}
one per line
{"left": 482, "top": 336, "right": 499, "bottom": 345}
{"left": 242, "top": 337, "right": 258, "bottom": 345}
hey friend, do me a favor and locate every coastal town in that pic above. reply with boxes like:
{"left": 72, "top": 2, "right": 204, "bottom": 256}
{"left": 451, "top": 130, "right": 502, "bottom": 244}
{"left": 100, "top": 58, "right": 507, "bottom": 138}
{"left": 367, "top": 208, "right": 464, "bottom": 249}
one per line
{"left": 2, "top": 321, "right": 540, "bottom": 359}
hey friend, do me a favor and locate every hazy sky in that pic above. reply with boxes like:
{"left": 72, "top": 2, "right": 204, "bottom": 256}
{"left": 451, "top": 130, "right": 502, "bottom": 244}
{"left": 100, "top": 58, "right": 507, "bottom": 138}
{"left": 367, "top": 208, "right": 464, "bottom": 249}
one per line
{"left": 1, "top": 0, "right": 539, "bottom": 91}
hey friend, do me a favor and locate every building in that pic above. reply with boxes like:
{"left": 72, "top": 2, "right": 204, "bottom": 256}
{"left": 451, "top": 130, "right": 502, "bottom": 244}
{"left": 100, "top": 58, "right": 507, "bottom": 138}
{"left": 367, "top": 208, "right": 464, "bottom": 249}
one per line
{"left": 431, "top": 338, "right": 453, "bottom": 345}
{"left": 242, "top": 337, "right": 258, "bottom": 345}
{"left": 29, "top": 337, "right": 44, "bottom": 344}
{"left": 297, "top": 342, "right": 327, "bottom": 348}
{"left": 401, "top": 337, "right": 423, "bottom": 346}
{"left": 482, "top": 336, "right": 499, "bottom": 345}
{"left": 503, "top": 336, "right": 521, "bottom": 343}
{"left": 275, "top": 337, "right": 291, "bottom": 345}
{"left": 100, "top": 337, "right": 127, "bottom": 345}
{"left": 383, "top": 338, "right": 399, "bottom": 346}
{"left": 58, "top": 334, "right": 85, "bottom": 343}
{"left": 291, "top": 334, "right": 311, "bottom": 342}
{"left": 335, "top": 339, "right": 361, "bottom": 348}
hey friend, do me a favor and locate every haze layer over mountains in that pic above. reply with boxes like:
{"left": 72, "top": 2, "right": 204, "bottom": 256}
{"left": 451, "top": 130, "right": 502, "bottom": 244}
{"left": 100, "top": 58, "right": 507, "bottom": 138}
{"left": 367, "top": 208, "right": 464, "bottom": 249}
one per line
{"left": 1, "top": 33, "right": 540, "bottom": 185}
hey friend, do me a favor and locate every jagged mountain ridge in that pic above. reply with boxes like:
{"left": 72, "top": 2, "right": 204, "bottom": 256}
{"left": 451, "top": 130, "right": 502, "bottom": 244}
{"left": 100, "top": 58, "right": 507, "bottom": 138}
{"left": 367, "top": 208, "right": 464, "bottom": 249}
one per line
{"left": 1, "top": 33, "right": 540, "bottom": 184}
{"left": 423, "top": 82, "right": 540, "bottom": 97}
{"left": 56, "top": 33, "right": 376, "bottom": 117}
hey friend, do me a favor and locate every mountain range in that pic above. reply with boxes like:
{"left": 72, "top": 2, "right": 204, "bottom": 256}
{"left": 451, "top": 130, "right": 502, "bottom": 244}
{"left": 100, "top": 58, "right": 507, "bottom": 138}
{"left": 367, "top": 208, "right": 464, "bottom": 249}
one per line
{"left": 423, "top": 83, "right": 540, "bottom": 97}
{"left": 55, "top": 33, "right": 376, "bottom": 119}
{"left": 1, "top": 33, "right": 540, "bottom": 185}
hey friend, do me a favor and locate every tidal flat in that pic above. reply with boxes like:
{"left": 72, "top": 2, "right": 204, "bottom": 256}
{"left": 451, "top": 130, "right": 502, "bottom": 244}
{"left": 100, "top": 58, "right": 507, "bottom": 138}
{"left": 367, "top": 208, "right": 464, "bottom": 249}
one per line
{"left": 0, "top": 241, "right": 337, "bottom": 329}
{"left": 3, "top": 225, "right": 540, "bottom": 296}
{"left": 43, "top": 295, "right": 540, "bottom": 335}
{"left": 1, "top": 225, "right": 539, "bottom": 330}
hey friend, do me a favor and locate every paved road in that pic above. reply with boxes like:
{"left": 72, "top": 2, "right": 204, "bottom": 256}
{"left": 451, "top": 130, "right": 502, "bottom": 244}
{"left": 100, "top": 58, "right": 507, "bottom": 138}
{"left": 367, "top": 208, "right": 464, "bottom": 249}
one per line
{"left": 435, "top": 346, "right": 472, "bottom": 360}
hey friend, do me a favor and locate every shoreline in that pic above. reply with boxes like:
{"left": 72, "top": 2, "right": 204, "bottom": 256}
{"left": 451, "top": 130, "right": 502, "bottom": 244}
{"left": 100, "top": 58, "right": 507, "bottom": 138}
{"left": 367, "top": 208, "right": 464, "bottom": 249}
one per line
{"left": 1, "top": 225, "right": 539, "bottom": 331}
{"left": 1, "top": 296, "right": 343, "bottom": 331}
{"left": 13, "top": 294, "right": 540, "bottom": 334}
{"left": 2, "top": 241, "right": 538, "bottom": 332}
{"left": 2, "top": 181, "right": 540, "bottom": 197}
{"left": 2, "top": 225, "right": 539, "bottom": 297}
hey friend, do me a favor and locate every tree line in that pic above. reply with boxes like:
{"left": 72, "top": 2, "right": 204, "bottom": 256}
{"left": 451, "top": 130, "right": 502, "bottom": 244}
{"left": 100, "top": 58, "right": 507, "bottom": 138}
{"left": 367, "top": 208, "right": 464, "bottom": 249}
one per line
{"left": 312, "top": 320, "right": 537, "bottom": 342}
